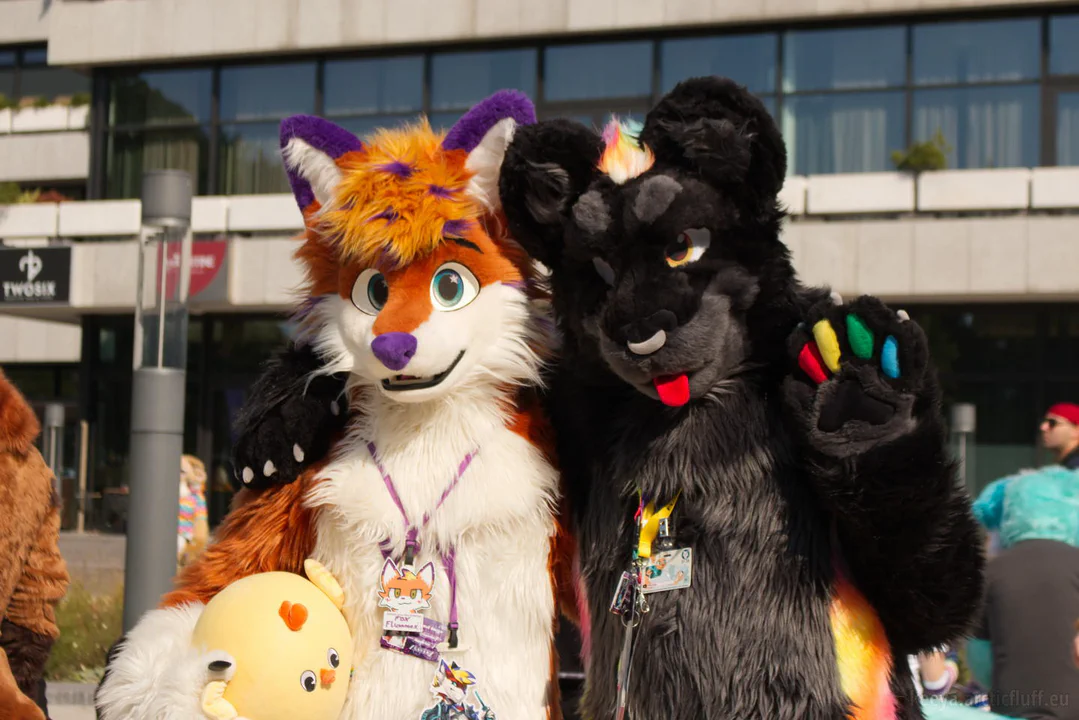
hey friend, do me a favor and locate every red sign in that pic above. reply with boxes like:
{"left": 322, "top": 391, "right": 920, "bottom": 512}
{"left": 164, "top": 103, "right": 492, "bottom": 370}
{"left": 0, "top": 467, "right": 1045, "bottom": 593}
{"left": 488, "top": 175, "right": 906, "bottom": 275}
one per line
{"left": 157, "top": 240, "right": 227, "bottom": 299}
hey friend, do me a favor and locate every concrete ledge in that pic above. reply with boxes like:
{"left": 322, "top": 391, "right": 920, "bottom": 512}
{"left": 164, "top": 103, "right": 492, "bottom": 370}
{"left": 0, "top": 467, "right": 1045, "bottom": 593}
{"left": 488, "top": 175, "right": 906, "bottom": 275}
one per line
{"left": 0, "top": 317, "right": 81, "bottom": 363}
{"left": 806, "top": 172, "right": 915, "bottom": 214}
{"left": 226, "top": 195, "right": 303, "bottom": 233}
{"left": 192, "top": 197, "right": 229, "bottom": 234}
{"left": 1031, "top": 167, "right": 1079, "bottom": 209}
{"left": 0, "top": 0, "right": 50, "bottom": 45}
{"left": 778, "top": 176, "right": 806, "bottom": 215}
{"left": 0, "top": 204, "right": 59, "bottom": 238}
{"left": 0, "top": 132, "right": 90, "bottom": 183}
{"left": 59, "top": 200, "right": 140, "bottom": 237}
{"left": 917, "top": 169, "right": 1032, "bottom": 212}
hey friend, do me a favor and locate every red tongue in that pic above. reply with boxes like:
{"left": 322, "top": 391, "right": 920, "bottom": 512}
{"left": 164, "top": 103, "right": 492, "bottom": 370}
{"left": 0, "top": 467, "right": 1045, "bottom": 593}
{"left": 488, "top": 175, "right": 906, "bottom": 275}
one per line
{"left": 653, "top": 374, "right": 690, "bottom": 407}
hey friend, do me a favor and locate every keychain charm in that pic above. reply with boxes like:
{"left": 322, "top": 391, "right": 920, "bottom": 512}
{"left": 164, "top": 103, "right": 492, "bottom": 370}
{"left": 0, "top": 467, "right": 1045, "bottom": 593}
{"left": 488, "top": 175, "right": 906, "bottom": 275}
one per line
{"left": 419, "top": 660, "right": 496, "bottom": 720}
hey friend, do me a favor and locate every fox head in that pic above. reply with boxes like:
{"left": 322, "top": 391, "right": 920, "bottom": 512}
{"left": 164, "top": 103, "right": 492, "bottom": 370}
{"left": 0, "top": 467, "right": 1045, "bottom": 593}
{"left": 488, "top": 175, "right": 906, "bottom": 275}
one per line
{"left": 377, "top": 558, "right": 434, "bottom": 613}
{"left": 280, "top": 91, "right": 550, "bottom": 407}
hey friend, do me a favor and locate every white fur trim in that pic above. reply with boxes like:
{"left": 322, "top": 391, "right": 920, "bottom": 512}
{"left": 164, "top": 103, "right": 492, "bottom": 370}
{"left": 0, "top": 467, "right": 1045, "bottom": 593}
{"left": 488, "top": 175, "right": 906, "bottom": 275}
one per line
{"left": 96, "top": 603, "right": 210, "bottom": 720}
{"left": 464, "top": 117, "right": 517, "bottom": 212}
{"left": 282, "top": 137, "right": 342, "bottom": 208}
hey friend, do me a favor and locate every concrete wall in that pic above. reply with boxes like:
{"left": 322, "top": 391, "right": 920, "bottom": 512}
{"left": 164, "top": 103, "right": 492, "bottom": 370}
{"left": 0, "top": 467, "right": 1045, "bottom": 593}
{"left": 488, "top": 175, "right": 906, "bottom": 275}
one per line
{"left": 0, "top": 131, "right": 90, "bottom": 183}
{"left": 45, "top": 0, "right": 1079, "bottom": 65}
{"left": 0, "top": 0, "right": 49, "bottom": 45}
{"left": 0, "top": 316, "right": 81, "bottom": 362}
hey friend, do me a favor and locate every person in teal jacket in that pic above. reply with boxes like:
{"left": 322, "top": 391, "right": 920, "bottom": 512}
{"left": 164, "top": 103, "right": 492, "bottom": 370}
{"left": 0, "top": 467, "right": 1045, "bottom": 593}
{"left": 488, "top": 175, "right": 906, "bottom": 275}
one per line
{"left": 973, "top": 402, "right": 1079, "bottom": 550}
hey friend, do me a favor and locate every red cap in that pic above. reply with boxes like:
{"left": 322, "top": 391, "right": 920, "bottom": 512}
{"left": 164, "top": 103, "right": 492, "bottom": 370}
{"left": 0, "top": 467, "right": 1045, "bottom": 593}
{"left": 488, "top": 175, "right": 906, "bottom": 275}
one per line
{"left": 1047, "top": 403, "right": 1079, "bottom": 425}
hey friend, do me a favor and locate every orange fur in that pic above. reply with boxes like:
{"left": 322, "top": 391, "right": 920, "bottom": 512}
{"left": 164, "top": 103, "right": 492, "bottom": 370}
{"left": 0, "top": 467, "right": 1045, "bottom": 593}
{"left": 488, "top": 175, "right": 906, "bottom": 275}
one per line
{"left": 378, "top": 569, "right": 434, "bottom": 603}
{"left": 317, "top": 121, "right": 475, "bottom": 270}
{"left": 161, "top": 475, "right": 320, "bottom": 608}
{"left": 0, "top": 371, "right": 39, "bottom": 455}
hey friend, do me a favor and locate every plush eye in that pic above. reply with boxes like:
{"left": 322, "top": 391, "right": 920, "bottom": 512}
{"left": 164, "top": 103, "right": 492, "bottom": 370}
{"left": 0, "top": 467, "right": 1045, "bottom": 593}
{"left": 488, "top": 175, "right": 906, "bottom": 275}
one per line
{"left": 328, "top": 648, "right": 340, "bottom": 669}
{"left": 593, "top": 258, "right": 615, "bottom": 286}
{"left": 301, "top": 670, "right": 317, "bottom": 692}
{"left": 352, "top": 268, "right": 388, "bottom": 315}
{"left": 665, "top": 228, "right": 711, "bottom": 268}
{"left": 430, "top": 263, "right": 479, "bottom": 311}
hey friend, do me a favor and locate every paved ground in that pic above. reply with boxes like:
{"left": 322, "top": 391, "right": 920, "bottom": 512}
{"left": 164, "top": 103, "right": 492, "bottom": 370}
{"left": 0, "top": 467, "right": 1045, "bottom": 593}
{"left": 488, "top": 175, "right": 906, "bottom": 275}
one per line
{"left": 47, "top": 682, "right": 97, "bottom": 719}
{"left": 58, "top": 531, "right": 126, "bottom": 594}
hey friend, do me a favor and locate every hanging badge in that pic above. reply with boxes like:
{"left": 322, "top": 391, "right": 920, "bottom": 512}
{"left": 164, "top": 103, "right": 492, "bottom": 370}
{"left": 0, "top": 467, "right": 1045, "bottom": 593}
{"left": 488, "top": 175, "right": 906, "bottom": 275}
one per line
{"left": 640, "top": 547, "right": 693, "bottom": 595}
{"left": 378, "top": 558, "right": 447, "bottom": 662}
{"left": 609, "top": 571, "right": 637, "bottom": 616}
{"left": 419, "top": 659, "right": 496, "bottom": 720}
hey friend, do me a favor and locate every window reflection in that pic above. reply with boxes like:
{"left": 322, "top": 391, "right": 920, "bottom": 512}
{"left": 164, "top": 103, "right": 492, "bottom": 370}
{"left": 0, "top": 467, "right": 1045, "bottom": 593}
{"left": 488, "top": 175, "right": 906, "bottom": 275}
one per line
{"left": 914, "top": 19, "right": 1040, "bottom": 85}
{"left": 324, "top": 56, "right": 423, "bottom": 117}
{"left": 782, "top": 27, "right": 905, "bottom": 92}
{"left": 914, "top": 85, "right": 1040, "bottom": 168}
{"left": 783, "top": 92, "right": 905, "bottom": 174}
{"left": 1058, "top": 92, "right": 1079, "bottom": 167}
{"left": 19, "top": 67, "right": 90, "bottom": 103}
{"left": 1050, "top": 15, "right": 1079, "bottom": 76}
{"left": 218, "top": 122, "right": 291, "bottom": 195}
{"left": 431, "top": 49, "right": 537, "bottom": 111}
{"left": 219, "top": 63, "right": 316, "bottom": 121}
{"left": 544, "top": 41, "right": 652, "bottom": 102}
{"left": 111, "top": 69, "right": 213, "bottom": 126}
{"left": 335, "top": 114, "right": 423, "bottom": 139}
{"left": 662, "top": 34, "right": 777, "bottom": 94}
{"left": 107, "top": 127, "right": 210, "bottom": 198}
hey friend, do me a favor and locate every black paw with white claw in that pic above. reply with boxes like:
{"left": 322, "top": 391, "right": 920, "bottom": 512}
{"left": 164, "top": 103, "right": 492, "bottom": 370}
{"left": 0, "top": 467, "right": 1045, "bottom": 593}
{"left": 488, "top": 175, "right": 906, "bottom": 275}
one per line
{"left": 784, "top": 294, "right": 933, "bottom": 457}
{"left": 230, "top": 372, "right": 349, "bottom": 491}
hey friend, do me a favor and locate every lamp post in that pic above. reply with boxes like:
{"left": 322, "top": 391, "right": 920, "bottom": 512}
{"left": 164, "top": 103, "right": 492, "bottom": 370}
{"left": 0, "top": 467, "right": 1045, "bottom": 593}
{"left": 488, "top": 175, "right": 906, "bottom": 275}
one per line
{"left": 951, "top": 402, "right": 977, "bottom": 491}
{"left": 122, "top": 170, "right": 193, "bottom": 632}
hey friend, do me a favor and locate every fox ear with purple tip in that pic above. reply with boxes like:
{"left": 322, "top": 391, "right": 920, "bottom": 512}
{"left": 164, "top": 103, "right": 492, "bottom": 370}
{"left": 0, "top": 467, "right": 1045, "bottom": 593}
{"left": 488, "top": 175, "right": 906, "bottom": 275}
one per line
{"left": 442, "top": 89, "right": 536, "bottom": 212}
{"left": 280, "top": 115, "right": 364, "bottom": 214}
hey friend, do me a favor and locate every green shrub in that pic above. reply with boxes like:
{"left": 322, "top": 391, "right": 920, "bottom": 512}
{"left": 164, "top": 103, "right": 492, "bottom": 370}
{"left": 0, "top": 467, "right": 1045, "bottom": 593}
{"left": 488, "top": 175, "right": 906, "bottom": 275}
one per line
{"left": 31, "top": 96, "right": 52, "bottom": 109}
{"left": 45, "top": 582, "right": 124, "bottom": 683}
{"left": 0, "top": 182, "right": 21, "bottom": 205}
{"left": 891, "top": 130, "right": 952, "bottom": 172}
{"left": 69, "top": 92, "right": 91, "bottom": 108}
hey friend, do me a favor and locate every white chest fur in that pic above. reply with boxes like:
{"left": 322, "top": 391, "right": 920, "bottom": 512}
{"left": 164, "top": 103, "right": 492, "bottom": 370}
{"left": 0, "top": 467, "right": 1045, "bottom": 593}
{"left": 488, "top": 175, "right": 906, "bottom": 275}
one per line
{"left": 307, "top": 405, "right": 559, "bottom": 720}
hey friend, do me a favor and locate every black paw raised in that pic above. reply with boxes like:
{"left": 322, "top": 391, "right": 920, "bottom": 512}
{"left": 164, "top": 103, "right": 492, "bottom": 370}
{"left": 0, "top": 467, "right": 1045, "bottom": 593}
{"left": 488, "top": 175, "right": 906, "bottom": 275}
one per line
{"left": 229, "top": 344, "right": 350, "bottom": 491}
{"left": 784, "top": 294, "right": 932, "bottom": 456}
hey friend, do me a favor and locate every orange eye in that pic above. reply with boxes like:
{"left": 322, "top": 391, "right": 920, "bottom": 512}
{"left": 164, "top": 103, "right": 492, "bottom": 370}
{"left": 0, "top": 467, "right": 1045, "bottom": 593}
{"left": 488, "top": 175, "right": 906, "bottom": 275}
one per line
{"left": 665, "top": 228, "right": 711, "bottom": 268}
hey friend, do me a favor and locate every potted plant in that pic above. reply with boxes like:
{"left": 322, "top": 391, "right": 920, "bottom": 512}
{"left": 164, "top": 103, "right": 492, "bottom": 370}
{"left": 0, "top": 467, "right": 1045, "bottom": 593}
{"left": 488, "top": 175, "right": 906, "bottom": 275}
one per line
{"left": 891, "top": 130, "right": 951, "bottom": 173}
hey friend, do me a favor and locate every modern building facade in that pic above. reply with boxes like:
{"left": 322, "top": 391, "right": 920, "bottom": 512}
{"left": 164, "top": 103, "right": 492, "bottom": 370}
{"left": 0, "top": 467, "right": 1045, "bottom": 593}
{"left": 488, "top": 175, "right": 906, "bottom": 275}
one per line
{"left": 2, "top": 0, "right": 1079, "bottom": 536}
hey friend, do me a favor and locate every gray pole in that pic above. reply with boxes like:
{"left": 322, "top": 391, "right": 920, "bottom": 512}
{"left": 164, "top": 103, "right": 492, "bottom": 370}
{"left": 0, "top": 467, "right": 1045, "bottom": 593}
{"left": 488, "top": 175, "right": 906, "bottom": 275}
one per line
{"left": 122, "top": 170, "right": 193, "bottom": 632}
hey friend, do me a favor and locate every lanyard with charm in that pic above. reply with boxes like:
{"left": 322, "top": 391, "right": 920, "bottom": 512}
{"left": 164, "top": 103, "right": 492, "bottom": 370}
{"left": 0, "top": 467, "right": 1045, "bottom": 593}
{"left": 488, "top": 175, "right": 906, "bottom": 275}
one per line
{"left": 368, "top": 441, "right": 477, "bottom": 663}
{"left": 609, "top": 489, "right": 691, "bottom": 720}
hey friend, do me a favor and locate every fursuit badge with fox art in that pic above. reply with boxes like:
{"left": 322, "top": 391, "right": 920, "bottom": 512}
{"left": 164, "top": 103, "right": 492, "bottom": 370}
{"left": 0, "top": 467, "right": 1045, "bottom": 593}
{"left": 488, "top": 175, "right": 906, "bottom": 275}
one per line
{"left": 377, "top": 558, "right": 447, "bottom": 662}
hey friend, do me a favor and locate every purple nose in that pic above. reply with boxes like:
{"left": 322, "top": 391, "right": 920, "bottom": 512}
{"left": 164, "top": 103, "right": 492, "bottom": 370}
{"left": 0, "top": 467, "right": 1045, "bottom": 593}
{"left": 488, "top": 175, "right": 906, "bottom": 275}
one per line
{"left": 371, "top": 332, "right": 417, "bottom": 371}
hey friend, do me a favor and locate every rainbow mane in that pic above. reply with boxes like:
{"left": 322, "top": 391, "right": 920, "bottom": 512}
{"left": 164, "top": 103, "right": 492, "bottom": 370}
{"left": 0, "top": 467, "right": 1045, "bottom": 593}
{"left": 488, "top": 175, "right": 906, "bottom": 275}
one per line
{"left": 598, "top": 118, "right": 654, "bottom": 184}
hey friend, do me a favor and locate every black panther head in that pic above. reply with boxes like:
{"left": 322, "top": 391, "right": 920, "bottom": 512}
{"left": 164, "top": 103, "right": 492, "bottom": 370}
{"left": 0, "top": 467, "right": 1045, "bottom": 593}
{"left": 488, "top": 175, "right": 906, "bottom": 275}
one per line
{"left": 499, "top": 76, "right": 804, "bottom": 407}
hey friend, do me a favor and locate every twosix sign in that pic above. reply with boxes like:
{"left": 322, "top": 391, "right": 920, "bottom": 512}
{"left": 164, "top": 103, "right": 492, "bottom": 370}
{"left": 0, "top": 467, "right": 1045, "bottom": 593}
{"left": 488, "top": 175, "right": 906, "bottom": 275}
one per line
{"left": 0, "top": 247, "right": 72, "bottom": 304}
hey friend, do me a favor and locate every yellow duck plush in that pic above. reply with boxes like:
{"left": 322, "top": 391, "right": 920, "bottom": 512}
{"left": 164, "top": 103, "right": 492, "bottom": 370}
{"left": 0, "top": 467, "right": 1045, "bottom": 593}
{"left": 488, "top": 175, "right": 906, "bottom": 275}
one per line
{"left": 190, "top": 559, "right": 353, "bottom": 720}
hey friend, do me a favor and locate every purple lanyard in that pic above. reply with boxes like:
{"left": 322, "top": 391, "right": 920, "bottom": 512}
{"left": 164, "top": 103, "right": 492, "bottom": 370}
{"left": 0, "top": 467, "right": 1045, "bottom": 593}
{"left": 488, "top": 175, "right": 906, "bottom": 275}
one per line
{"left": 367, "top": 441, "right": 476, "bottom": 649}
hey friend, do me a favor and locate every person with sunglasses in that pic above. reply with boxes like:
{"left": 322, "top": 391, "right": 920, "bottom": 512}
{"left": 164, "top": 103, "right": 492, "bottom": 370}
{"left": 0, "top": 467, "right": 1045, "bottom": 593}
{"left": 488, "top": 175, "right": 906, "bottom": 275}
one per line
{"left": 964, "top": 403, "right": 1079, "bottom": 719}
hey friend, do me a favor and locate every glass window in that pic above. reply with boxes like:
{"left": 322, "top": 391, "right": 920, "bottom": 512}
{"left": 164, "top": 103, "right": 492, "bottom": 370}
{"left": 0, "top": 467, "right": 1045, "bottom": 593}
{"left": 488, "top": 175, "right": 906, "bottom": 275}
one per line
{"left": 219, "top": 63, "right": 316, "bottom": 122}
{"left": 782, "top": 91, "right": 905, "bottom": 174}
{"left": 324, "top": 56, "right": 423, "bottom": 117}
{"left": 1058, "top": 92, "right": 1079, "bottom": 166}
{"left": 19, "top": 67, "right": 90, "bottom": 103}
{"left": 21, "top": 47, "right": 47, "bottom": 66}
{"left": 913, "top": 85, "right": 1040, "bottom": 169}
{"left": 111, "top": 69, "right": 213, "bottom": 126}
{"left": 432, "top": 49, "right": 537, "bottom": 111}
{"left": 428, "top": 111, "right": 462, "bottom": 132}
{"left": 914, "top": 19, "right": 1040, "bottom": 85}
{"left": 107, "top": 127, "right": 210, "bottom": 198}
{"left": 334, "top": 114, "right": 422, "bottom": 139}
{"left": 0, "top": 70, "right": 13, "bottom": 103}
{"left": 0, "top": 51, "right": 15, "bottom": 68}
{"left": 948, "top": 381, "right": 1039, "bottom": 493}
{"left": 662, "top": 34, "right": 777, "bottom": 94}
{"left": 782, "top": 27, "right": 905, "bottom": 92}
{"left": 1051, "top": 15, "right": 1079, "bottom": 76}
{"left": 544, "top": 41, "right": 652, "bottom": 102}
{"left": 218, "top": 122, "right": 291, "bottom": 195}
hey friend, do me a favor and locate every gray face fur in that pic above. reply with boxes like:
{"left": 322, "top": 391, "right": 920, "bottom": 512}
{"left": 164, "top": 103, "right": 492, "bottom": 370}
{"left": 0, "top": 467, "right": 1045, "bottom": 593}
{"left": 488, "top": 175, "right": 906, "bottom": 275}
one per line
{"left": 633, "top": 175, "right": 683, "bottom": 224}
{"left": 587, "top": 270, "right": 759, "bottom": 401}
